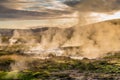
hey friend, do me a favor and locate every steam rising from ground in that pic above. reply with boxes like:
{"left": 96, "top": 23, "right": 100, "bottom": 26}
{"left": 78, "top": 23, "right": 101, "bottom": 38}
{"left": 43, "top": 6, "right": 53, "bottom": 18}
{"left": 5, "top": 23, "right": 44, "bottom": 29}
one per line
{"left": 0, "top": 1, "right": 120, "bottom": 78}
{"left": 6, "top": 19, "right": 119, "bottom": 59}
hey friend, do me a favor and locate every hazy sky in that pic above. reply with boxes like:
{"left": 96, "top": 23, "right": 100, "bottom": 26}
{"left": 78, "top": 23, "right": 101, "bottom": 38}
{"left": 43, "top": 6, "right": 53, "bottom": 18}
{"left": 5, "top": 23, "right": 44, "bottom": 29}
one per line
{"left": 0, "top": 0, "right": 120, "bottom": 29}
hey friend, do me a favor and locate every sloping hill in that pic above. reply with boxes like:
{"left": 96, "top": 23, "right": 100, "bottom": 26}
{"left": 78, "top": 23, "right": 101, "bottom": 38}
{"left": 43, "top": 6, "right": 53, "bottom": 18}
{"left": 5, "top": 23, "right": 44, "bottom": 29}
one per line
{"left": 0, "top": 19, "right": 120, "bottom": 59}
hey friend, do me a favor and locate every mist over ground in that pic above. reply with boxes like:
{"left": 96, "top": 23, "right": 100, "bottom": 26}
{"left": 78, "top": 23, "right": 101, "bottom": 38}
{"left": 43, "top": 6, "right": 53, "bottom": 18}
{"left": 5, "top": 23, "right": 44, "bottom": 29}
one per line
{"left": 0, "top": 19, "right": 120, "bottom": 59}
{"left": 0, "top": 0, "right": 120, "bottom": 79}
{"left": 0, "top": 0, "right": 120, "bottom": 59}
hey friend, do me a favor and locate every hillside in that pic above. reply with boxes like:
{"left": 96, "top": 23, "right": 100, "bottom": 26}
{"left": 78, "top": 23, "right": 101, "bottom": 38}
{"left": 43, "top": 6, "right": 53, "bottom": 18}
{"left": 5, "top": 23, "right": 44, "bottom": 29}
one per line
{"left": 0, "top": 19, "right": 120, "bottom": 59}
{"left": 0, "top": 19, "right": 120, "bottom": 79}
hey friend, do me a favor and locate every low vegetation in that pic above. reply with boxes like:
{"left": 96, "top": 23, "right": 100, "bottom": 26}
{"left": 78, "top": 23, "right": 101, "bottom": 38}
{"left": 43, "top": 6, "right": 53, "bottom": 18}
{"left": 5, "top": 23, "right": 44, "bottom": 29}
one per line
{"left": 0, "top": 51, "right": 119, "bottom": 79}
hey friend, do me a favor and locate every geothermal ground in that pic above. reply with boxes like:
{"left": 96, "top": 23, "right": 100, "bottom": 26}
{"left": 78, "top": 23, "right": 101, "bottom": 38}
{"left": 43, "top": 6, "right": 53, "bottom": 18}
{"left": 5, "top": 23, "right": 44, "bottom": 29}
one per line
{"left": 0, "top": 19, "right": 120, "bottom": 79}
{"left": 1, "top": 19, "right": 120, "bottom": 59}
